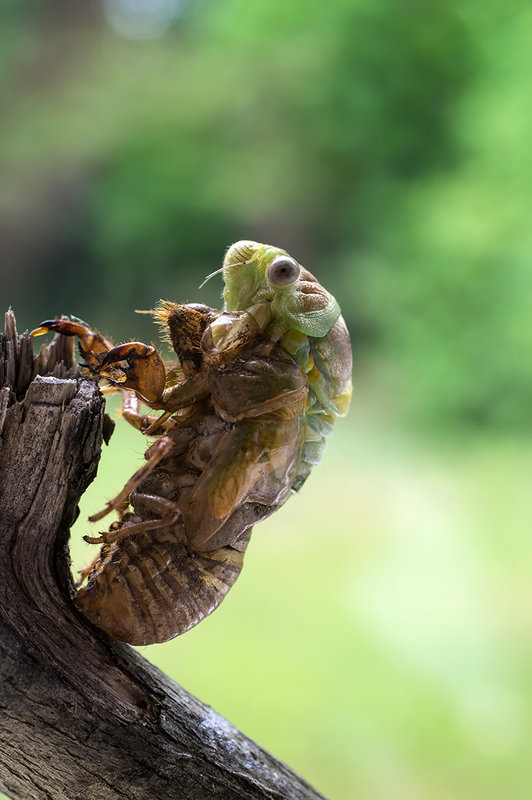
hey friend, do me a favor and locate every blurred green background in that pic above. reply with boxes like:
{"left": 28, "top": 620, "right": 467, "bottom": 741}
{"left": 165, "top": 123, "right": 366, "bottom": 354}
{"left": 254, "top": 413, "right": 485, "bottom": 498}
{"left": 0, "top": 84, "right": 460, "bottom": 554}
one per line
{"left": 1, "top": 1, "right": 531, "bottom": 798}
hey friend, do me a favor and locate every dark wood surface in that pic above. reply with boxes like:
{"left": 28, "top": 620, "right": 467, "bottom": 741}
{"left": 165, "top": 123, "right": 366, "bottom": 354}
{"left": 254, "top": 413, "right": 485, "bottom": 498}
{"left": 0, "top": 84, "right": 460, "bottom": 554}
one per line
{"left": 0, "top": 310, "right": 326, "bottom": 800}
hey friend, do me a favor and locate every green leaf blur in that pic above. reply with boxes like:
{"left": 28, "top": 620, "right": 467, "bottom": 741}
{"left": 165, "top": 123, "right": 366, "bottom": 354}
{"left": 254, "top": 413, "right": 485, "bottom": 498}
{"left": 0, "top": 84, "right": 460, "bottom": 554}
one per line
{"left": 3, "top": 0, "right": 531, "bottom": 430}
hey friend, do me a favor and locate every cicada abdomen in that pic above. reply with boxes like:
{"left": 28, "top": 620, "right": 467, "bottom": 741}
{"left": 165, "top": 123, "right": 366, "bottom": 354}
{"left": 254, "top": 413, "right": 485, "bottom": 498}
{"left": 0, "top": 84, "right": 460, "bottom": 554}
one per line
{"left": 75, "top": 525, "right": 251, "bottom": 646}
{"left": 73, "top": 408, "right": 250, "bottom": 645}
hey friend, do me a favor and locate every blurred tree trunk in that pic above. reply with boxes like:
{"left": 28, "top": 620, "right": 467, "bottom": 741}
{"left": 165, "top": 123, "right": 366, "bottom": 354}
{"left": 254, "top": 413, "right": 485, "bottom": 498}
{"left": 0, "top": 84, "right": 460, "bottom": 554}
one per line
{"left": 0, "top": 310, "right": 325, "bottom": 800}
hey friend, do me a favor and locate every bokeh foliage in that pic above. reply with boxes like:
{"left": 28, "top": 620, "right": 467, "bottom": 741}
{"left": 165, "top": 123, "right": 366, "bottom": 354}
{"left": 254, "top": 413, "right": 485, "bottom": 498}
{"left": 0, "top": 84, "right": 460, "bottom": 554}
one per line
{"left": 1, "top": 0, "right": 530, "bottom": 430}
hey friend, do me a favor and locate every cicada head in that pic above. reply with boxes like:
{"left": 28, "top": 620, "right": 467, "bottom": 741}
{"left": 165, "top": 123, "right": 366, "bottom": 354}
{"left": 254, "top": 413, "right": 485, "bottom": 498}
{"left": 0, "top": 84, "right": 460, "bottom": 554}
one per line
{"left": 222, "top": 241, "right": 341, "bottom": 340}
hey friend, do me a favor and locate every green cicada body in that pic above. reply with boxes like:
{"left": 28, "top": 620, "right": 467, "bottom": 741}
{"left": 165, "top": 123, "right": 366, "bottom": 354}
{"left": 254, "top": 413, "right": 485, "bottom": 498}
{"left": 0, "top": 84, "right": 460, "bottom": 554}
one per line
{"left": 33, "top": 241, "right": 352, "bottom": 644}
{"left": 221, "top": 241, "right": 352, "bottom": 493}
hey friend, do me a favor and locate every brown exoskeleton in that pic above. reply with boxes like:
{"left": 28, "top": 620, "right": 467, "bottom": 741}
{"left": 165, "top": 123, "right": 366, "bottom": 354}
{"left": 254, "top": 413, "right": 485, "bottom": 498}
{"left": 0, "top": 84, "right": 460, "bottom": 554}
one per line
{"left": 33, "top": 241, "right": 352, "bottom": 645}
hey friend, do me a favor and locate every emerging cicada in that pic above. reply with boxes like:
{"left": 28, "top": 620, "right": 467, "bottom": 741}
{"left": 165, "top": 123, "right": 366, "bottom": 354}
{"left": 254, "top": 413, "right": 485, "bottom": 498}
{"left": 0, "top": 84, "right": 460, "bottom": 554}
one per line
{"left": 33, "top": 241, "right": 352, "bottom": 645}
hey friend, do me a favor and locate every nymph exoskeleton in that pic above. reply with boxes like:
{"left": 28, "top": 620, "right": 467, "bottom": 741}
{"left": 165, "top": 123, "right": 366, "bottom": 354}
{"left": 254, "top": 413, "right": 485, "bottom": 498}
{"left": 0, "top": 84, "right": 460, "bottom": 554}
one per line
{"left": 33, "top": 241, "right": 352, "bottom": 645}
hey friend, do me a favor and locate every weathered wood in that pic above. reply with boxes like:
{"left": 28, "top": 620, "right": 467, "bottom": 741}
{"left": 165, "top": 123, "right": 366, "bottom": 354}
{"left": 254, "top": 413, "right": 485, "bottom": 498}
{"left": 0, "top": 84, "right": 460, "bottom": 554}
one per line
{"left": 0, "top": 310, "right": 326, "bottom": 800}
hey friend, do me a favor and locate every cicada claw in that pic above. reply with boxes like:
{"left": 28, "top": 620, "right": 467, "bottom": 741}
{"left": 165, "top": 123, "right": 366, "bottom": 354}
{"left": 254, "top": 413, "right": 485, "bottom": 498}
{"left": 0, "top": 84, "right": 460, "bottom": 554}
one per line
{"left": 101, "top": 342, "right": 166, "bottom": 406}
{"left": 101, "top": 342, "right": 153, "bottom": 368}
{"left": 31, "top": 317, "right": 115, "bottom": 376}
{"left": 31, "top": 318, "right": 88, "bottom": 339}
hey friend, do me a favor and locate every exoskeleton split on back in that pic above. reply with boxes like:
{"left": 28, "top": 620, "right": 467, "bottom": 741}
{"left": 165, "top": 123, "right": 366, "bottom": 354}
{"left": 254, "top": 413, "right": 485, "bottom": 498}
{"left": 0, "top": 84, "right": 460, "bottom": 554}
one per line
{"left": 33, "top": 241, "right": 352, "bottom": 645}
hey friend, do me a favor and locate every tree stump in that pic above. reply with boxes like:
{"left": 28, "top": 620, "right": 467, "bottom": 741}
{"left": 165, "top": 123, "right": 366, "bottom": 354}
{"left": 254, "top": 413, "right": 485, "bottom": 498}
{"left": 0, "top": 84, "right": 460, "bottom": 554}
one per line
{"left": 0, "top": 310, "right": 326, "bottom": 800}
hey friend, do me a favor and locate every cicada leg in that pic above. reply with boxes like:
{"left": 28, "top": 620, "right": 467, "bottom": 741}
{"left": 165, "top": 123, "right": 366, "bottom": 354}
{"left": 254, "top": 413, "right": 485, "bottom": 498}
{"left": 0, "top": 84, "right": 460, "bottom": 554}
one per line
{"left": 76, "top": 551, "right": 102, "bottom": 589}
{"left": 31, "top": 317, "right": 116, "bottom": 378}
{"left": 119, "top": 389, "right": 173, "bottom": 435}
{"left": 32, "top": 319, "right": 170, "bottom": 407}
{"left": 86, "top": 435, "right": 174, "bottom": 532}
{"left": 101, "top": 340, "right": 212, "bottom": 417}
{"left": 76, "top": 503, "right": 134, "bottom": 587}
{"left": 87, "top": 493, "right": 180, "bottom": 545}
{"left": 101, "top": 385, "right": 120, "bottom": 396}
{"left": 100, "top": 342, "right": 166, "bottom": 406}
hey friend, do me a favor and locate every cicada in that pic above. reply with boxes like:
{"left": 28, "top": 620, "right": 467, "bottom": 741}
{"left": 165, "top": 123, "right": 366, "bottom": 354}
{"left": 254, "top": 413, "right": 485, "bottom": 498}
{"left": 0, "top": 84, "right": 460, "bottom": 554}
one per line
{"left": 33, "top": 241, "right": 352, "bottom": 645}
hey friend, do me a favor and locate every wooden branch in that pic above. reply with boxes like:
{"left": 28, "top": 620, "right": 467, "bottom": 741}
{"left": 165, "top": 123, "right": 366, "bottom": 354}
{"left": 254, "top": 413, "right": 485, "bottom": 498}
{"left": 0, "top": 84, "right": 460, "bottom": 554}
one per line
{"left": 0, "top": 310, "right": 326, "bottom": 800}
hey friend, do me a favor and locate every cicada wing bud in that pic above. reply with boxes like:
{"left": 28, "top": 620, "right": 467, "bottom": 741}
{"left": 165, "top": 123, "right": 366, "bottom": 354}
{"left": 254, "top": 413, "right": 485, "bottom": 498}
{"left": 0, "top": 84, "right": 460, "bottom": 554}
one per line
{"left": 184, "top": 418, "right": 304, "bottom": 550}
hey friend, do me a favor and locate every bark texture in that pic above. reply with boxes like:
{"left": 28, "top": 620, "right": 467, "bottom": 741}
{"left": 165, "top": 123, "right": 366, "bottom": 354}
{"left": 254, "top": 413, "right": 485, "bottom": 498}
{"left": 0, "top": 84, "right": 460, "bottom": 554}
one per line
{"left": 0, "top": 310, "right": 325, "bottom": 800}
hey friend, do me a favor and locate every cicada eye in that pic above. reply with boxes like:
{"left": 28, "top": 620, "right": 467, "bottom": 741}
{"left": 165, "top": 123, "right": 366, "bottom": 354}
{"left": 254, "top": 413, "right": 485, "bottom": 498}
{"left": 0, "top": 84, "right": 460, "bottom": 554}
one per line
{"left": 266, "top": 256, "right": 300, "bottom": 287}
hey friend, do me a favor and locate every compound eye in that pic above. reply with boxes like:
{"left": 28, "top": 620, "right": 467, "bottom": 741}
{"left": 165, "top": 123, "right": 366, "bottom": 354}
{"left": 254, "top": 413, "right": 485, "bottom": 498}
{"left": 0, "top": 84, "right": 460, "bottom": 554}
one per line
{"left": 266, "top": 256, "right": 300, "bottom": 286}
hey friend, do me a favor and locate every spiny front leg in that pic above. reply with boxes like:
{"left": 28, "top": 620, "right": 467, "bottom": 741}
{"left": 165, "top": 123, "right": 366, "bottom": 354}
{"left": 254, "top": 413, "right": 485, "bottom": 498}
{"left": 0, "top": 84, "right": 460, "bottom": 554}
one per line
{"left": 101, "top": 342, "right": 166, "bottom": 406}
{"left": 31, "top": 317, "right": 117, "bottom": 378}
{"left": 102, "top": 339, "right": 212, "bottom": 415}
{"left": 32, "top": 320, "right": 168, "bottom": 406}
